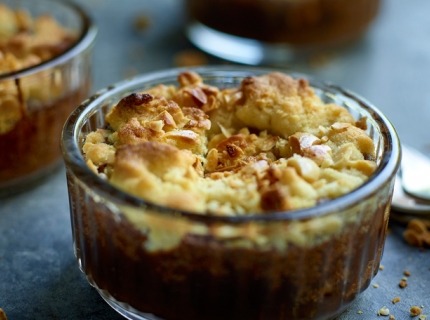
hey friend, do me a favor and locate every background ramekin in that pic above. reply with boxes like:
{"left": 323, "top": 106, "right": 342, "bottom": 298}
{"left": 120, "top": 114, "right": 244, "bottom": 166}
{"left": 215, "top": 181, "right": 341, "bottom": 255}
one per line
{"left": 61, "top": 66, "right": 401, "bottom": 320}
{"left": 0, "top": 0, "right": 97, "bottom": 196}
{"left": 185, "top": 0, "right": 381, "bottom": 65}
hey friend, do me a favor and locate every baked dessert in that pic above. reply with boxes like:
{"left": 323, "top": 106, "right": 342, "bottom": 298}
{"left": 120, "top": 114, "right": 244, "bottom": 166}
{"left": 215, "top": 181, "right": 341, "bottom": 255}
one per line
{"left": 186, "top": 0, "right": 381, "bottom": 48}
{"left": 83, "top": 71, "right": 377, "bottom": 215}
{"left": 64, "top": 68, "right": 400, "bottom": 320}
{"left": 0, "top": 1, "right": 95, "bottom": 194}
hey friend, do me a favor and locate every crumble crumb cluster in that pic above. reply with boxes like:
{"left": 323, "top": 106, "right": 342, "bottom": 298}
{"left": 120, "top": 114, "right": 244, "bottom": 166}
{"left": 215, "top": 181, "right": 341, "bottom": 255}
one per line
{"left": 403, "top": 219, "right": 430, "bottom": 247}
{"left": 411, "top": 306, "right": 423, "bottom": 317}
{"left": 83, "top": 71, "right": 377, "bottom": 215}
{"left": 0, "top": 3, "right": 76, "bottom": 134}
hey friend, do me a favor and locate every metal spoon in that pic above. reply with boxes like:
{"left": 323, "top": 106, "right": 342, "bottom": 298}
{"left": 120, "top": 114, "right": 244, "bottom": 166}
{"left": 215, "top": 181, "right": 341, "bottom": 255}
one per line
{"left": 399, "top": 144, "right": 430, "bottom": 201}
{"left": 390, "top": 144, "right": 430, "bottom": 222}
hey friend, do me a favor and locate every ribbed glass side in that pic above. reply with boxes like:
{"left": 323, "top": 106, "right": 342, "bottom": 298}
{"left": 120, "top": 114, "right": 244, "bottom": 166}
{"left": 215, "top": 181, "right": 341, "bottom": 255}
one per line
{"left": 65, "top": 166, "right": 393, "bottom": 320}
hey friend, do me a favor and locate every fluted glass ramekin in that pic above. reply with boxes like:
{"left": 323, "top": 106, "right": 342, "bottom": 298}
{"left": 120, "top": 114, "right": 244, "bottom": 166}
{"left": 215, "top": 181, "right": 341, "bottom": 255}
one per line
{"left": 61, "top": 66, "right": 401, "bottom": 320}
{"left": 0, "top": 0, "right": 97, "bottom": 196}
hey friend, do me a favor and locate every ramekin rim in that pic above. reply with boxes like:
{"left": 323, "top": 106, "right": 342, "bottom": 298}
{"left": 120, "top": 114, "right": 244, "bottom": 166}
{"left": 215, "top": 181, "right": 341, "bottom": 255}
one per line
{"left": 61, "top": 65, "right": 401, "bottom": 224}
{"left": 0, "top": 0, "right": 98, "bottom": 81}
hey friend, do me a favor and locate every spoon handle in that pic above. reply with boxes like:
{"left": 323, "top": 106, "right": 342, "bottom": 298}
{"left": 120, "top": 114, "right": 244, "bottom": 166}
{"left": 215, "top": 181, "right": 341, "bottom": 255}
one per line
{"left": 400, "top": 144, "right": 430, "bottom": 201}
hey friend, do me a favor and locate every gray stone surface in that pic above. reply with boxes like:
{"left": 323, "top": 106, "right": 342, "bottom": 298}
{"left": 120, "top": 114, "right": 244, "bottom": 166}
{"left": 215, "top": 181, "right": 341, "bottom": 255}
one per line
{"left": 1, "top": 0, "right": 429, "bottom": 319}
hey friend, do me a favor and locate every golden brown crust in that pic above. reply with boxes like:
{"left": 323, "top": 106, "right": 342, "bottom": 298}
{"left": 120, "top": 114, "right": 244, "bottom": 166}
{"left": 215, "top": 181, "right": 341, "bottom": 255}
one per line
{"left": 83, "top": 71, "right": 377, "bottom": 215}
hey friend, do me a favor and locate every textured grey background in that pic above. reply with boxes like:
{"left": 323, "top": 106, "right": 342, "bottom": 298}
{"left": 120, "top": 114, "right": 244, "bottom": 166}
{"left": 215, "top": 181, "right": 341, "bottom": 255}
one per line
{"left": 1, "top": 0, "right": 429, "bottom": 319}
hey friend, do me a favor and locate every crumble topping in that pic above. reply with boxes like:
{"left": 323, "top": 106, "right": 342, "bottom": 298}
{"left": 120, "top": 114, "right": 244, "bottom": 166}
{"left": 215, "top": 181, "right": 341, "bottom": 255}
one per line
{"left": 83, "top": 71, "right": 377, "bottom": 215}
{"left": 0, "top": 4, "right": 76, "bottom": 134}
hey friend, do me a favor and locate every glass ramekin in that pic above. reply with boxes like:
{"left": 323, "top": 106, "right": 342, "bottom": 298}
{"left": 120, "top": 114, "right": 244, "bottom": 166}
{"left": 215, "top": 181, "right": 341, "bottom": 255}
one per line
{"left": 61, "top": 66, "right": 401, "bottom": 320}
{"left": 185, "top": 0, "right": 381, "bottom": 65}
{"left": 0, "top": 0, "right": 97, "bottom": 196}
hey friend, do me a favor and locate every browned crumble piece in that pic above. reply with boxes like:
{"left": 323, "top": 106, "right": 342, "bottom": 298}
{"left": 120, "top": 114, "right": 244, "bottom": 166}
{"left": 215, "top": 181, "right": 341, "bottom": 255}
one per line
{"left": 0, "top": 308, "right": 7, "bottom": 320}
{"left": 399, "top": 280, "right": 408, "bottom": 288}
{"left": 392, "top": 297, "right": 401, "bottom": 304}
{"left": 403, "top": 219, "right": 430, "bottom": 247}
{"left": 389, "top": 315, "right": 395, "bottom": 320}
{"left": 411, "top": 306, "right": 423, "bottom": 317}
{"left": 404, "top": 270, "right": 411, "bottom": 276}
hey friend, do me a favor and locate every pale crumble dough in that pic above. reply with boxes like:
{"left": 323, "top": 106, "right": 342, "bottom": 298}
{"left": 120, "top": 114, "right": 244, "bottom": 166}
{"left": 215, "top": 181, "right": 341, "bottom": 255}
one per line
{"left": 83, "top": 71, "right": 377, "bottom": 216}
{"left": 0, "top": 4, "right": 76, "bottom": 134}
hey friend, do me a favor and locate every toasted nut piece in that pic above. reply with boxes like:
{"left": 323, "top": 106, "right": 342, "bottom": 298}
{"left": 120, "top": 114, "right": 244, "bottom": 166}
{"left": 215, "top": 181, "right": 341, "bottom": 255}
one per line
{"left": 348, "top": 159, "right": 377, "bottom": 176}
{"left": 154, "top": 110, "right": 176, "bottom": 131}
{"left": 399, "top": 280, "right": 408, "bottom": 288}
{"left": 410, "top": 306, "right": 423, "bottom": 317}
{"left": 205, "top": 148, "right": 218, "bottom": 172}
{"left": 331, "top": 122, "right": 351, "bottom": 132}
{"left": 145, "top": 120, "right": 164, "bottom": 132}
{"left": 165, "top": 130, "right": 201, "bottom": 147}
{"left": 184, "top": 87, "right": 207, "bottom": 107}
{"left": 178, "top": 71, "right": 202, "bottom": 87}
{"left": 302, "top": 145, "right": 332, "bottom": 167}
{"left": 404, "top": 270, "right": 411, "bottom": 276}
{"left": 289, "top": 132, "right": 321, "bottom": 154}
{"left": 287, "top": 155, "right": 320, "bottom": 183}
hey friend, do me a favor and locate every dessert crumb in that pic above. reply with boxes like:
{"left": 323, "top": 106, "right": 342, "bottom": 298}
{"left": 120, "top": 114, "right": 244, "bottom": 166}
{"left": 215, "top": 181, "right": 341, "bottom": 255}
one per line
{"left": 402, "top": 277, "right": 408, "bottom": 281}
{"left": 173, "top": 50, "right": 208, "bottom": 67}
{"left": 419, "top": 315, "right": 427, "bottom": 320}
{"left": 403, "top": 219, "right": 430, "bottom": 247}
{"left": 0, "top": 308, "right": 6, "bottom": 320}
{"left": 378, "top": 306, "right": 390, "bottom": 316}
{"left": 379, "top": 265, "right": 385, "bottom": 270}
{"left": 133, "top": 14, "right": 151, "bottom": 31}
{"left": 399, "top": 280, "right": 408, "bottom": 288}
{"left": 358, "top": 310, "right": 363, "bottom": 314}
{"left": 392, "top": 297, "right": 401, "bottom": 304}
{"left": 404, "top": 270, "right": 411, "bottom": 276}
{"left": 389, "top": 315, "right": 395, "bottom": 320}
{"left": 411, "top": 306, "right": 423, "bottom": 317}
{"left": 373, "top": 283, "right": 379, "bottom": 288}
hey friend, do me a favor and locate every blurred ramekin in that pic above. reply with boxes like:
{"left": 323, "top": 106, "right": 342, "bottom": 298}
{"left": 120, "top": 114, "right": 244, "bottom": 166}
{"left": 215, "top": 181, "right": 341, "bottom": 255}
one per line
{"left": 185, "top": 0, "right": 381, "bottom": 65}
{"left": 61, "top": 66, "right": 401, "bottom": 320}
{"left": 0, "top": 0, "right": 97, "bottom": 196}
